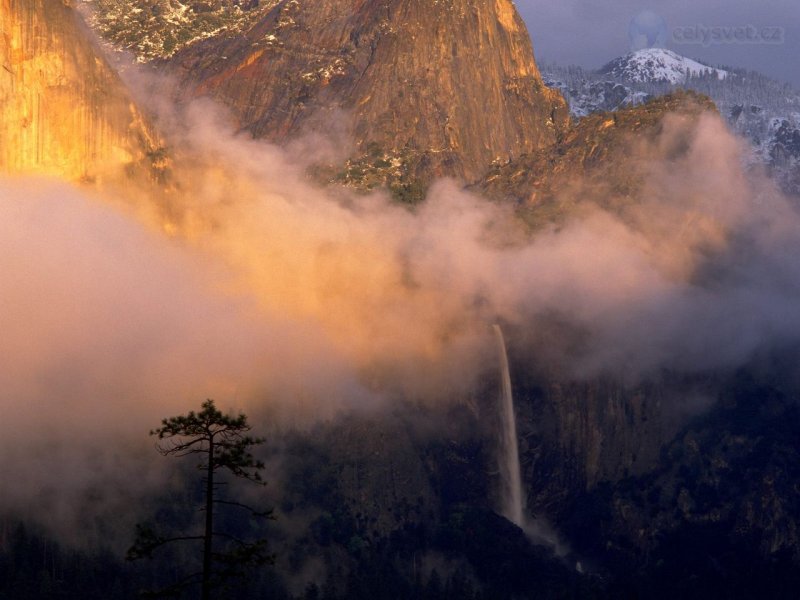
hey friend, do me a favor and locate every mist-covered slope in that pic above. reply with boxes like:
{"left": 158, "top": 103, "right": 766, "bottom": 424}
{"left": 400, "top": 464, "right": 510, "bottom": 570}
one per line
{"left": 479, "top": 91, "right": 717, "bottom": 208}
{"left": 542, "top": 49, "right": 800, "bottom": 196}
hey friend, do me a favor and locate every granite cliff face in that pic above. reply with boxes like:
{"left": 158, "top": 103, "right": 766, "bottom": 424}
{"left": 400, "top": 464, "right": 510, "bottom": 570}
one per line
{"left": 164, "top": 0, "right": 569, "bottom": 188}
{"left": 559, "top": 372, "right": 800, "bottom": 599}
{"left": 0, "top": 0, "right": 162, "bottom": 182}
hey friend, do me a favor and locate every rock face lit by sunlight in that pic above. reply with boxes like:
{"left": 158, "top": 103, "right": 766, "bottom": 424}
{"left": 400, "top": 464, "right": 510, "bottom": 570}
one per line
{"left": 0, "top": 0, "right": 160, "bottom": 181}
{"left": 163, "top": 0, "right": 569, "bottom": 185}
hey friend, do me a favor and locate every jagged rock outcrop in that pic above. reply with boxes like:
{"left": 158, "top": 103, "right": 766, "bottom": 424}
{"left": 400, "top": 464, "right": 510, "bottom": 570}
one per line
{"left": 479, "top": 91, "right": 717, "bottom": 220}
{"left": 0, "top": 0, "right": 162, "bottom": 182}
{"left": 164, "top": 0, "right": 569, "bottom": 190}
{"left": 542, "top": 56, "right": 800, "bottom": 198}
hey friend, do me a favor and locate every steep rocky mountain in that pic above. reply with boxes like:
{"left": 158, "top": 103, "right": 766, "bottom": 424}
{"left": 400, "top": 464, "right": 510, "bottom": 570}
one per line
{"left": 132, "top": 0, "right": 570, "bottom": 193}
{"left": 0, "top": 0, "right": 163, "bottom": 182}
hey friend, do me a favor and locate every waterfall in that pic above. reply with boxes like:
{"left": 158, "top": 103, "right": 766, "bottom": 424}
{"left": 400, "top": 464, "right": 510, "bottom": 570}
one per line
{"left": 491, "top": 326, "right": 573, "bottom": 559}
{"left": 492, "top": 324, "right": 524, "bottom": 527}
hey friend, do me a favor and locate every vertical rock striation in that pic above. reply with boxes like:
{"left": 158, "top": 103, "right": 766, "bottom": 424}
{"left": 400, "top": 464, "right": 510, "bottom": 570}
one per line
{"left": 167, "top": 0, "right": 569, "bottom": 186}
{"left": 0, "top": 0, "right": 161, "bottom": 182}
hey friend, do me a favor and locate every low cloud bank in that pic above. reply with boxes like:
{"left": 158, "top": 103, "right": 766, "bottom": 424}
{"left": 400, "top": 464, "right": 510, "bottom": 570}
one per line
{"left": 2, "top": 96, "right": 800, "bottom": 543}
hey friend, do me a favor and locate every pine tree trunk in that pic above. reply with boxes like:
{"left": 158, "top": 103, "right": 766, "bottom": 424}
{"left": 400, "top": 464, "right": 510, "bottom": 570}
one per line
{"left": 202, "top": 439, "right": 214, "bottom": 600}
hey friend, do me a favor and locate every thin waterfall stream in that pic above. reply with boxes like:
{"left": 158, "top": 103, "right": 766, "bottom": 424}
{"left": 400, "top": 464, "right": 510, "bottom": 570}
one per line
{"left": 492, "top": 324, "right": 524, "bottom": 527}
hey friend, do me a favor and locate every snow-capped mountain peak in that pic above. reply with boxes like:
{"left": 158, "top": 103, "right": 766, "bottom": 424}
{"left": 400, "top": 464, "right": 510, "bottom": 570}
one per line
{"left": 600, "top": 48, "right": 728, "bottom": 84}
